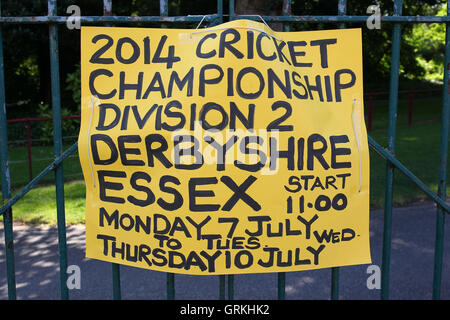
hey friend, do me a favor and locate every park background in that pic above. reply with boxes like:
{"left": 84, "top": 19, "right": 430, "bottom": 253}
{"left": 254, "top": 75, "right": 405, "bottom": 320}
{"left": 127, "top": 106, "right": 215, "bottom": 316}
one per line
{"left": 0, "top": 0, "right": 447, "bottom": 223}
{"left": 0, "top": 0, "right": 449, "bottom": 301}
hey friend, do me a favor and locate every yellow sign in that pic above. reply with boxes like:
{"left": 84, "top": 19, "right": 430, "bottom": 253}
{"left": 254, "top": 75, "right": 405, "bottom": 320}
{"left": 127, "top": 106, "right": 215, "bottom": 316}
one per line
{"left": 79, "top": 20, "right": 371, "bottom": 275}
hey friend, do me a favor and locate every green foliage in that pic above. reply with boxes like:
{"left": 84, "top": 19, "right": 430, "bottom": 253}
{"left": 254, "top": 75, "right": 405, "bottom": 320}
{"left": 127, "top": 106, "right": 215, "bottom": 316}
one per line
{"left": 404, "top": 5, "right": 446, "bottom": 82}
{"left": 36, "top": 103, "right": 80, "bottom": 145}
{"left": 66, "top": 63, "right": 81, "bottom": 106}
{"left": 289, "top": 0, "right": 446, "bottom": 85}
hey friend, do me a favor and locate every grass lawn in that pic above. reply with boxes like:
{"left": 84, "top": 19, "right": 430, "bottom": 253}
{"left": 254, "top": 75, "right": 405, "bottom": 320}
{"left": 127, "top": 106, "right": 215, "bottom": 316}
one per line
{"left": 7, "top": 142, "right": 82, "bottom": 187}
{"left": 1, "top": 95, "right": 449, "bottom": 225}
{"left": 11, "top": 180, "right": 86, "bottom": 225}
{"left": 369, "top": 121, "right": 449, "bottom": 208}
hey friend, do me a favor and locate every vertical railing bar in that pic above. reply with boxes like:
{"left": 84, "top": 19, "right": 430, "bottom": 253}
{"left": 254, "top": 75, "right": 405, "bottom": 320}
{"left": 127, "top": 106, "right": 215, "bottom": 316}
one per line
{"left": 338, "top": 0, "right": 347, "bottom": 29}
{"left": 216, "top": 0, "right": 223, "bottom": 25}
{"left": 160, "top": 0, "right": 168, "bottom": 29}
{"left": 217, "top": 0, "right": 228, "bottom": 300}
{"left": 277, "top": 4, "right": 289, "bottom": 287}
{"left": 167, "top": 272, "right": 175, "bottom": 300}
{"left": 330, "top": 268, "right": 340, "bottom": 300}
{"left": 219, "top": 275, "right": 225, "bottom": 299}
{"left": 48, "top": 0, "right": 69, "bottom": 300}
{"left": 112, "top": 263, "right": 121, "bottom": 300}
{"left": 0, "top": 0, "right": 16, "bottom": 300}
{"left": 432, "top": 0, "right": 450, "bottom": 300}
{"left": 277, "top": 272, "right": 285, "bottom": 300}
{"left": 229, "top": 0, "right": 235, "bottom": 21}
{"left": 280, "top": 0, "right": 290, "bottom": 299}
{"left": 26, "top": 121, "right": 32, "bottom": 181}
{"left": 282, "top": 0, "right": 291, "bottom": 31}
{"left": 102, "top": 0, "right": 121, "bottom": 301}
{"left": 103, "top": 0, "right": 112, "bottom": 16}
{"left": 227, "top": 275, "right": 234, "bottom": 300}
{"left": 381, "top": 0, "right": 403, "bottom": 300}
{"left": 159, "top": 0, "right": 175, "bottom": 300}
{"left": 330, "top": 0, "right": 347, "bottom": 301}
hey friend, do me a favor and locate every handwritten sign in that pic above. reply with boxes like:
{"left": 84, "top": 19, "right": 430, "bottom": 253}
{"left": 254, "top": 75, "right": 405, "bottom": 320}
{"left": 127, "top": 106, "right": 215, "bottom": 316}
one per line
{"left": 78, "top": 20, "right": 371, "bottom": 275}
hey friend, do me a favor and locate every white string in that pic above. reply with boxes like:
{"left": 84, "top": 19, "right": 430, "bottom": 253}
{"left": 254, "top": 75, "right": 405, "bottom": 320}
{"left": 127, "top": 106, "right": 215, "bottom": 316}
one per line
{"left": 195, "top": 15, "right": 207, "bottom": 29}
{"left": 245, "top": 14, "right": 272, "bottom": 30}
{"left": 190, "top": 14, "right": 280, "bottom": 41}
{"left": 87, "top": 96, "right": 97, "bottom": 188}
{"left": 190, "top": 26, "right": 281, "bottom": 41}
{"left": 352, "top": 98, "right": 362, "bottom": 193}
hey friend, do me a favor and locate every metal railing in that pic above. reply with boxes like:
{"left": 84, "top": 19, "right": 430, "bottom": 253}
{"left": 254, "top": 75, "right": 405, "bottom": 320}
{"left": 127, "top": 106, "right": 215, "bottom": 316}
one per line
{"left": 0, "top": 0, "right": 449, "bottom": 301}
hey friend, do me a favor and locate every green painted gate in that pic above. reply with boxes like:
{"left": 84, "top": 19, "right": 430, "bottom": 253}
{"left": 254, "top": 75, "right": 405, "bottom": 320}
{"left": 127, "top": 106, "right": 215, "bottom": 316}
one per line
{"left": 0, "top": 0, "right": 449, "bottom": 300}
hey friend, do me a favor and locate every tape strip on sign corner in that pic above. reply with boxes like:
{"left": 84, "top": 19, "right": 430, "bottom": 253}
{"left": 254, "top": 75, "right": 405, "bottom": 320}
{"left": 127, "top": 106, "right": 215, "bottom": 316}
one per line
{"left": 78, "top": 20, "right": 371, "bottom": 275}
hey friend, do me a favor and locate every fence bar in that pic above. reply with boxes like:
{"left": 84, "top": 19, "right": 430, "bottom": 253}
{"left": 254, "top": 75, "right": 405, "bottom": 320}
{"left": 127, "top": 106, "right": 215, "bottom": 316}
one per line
{"left": 235, "top": 15, "right": 450, "bottom": 23}
{"left": 338, "top": 0, "right": 347, "bottom": 29}
{"left": 103, "top": 0, "right": 112, "bottom": 16}
{"left": 26, "top": 121, "right": 32, "bottom": 181}
{"left": 380, "top": 0, "right": 402, "bottom": 300}
{"left": 102, "top": 0, "right": 120, "bottom": 299}
{"left": 0, "top": 0, "right": 16, "bottom": 300}
{"left": 432, "top": 0, "right": 450, "bottom": 300}
{"left": 160, "top": 0, "right": 168, "bottom": 17}
{"left": 216, "top": 0, "right": 229, "bottom": 300}
{"left": 227, "top": 275, "right": 234, "bottom": 300}
{"left": 159, "top": 0, "right": 176, "bottom": 301}
{"left": 216, "top": 0, "right": 223, "bottom": 25}
{"left": 160, "top": 0, "right": 168, "bottom": 29}
{"left": 167, "top": 273, "right": 175, "bottom": 299}
{"left": 330, "top": 267, "right": 340, "bottom": 300}
{"left": 282, "top": 0, "right": 291, "bottom": 31}
{"left": 48, "top": 0, "right": 69, "bottom": 300}
{"left": 277, "top": 0, "right": 292, "bottom": 298}
{"left": 219, "top": 275, "right": 225, "bottom": 299}
{"left": 3, "top": 15, "right": 450, "bottom": 24}
{"left": 112, "top": 263, "right": 121, "bottom": 300}
{"left": 102, "top": 0, "right": 120, "bottom": 300}
{"left": 329, "top": 0, "right": 347, "bottom": 300}
{"left": 0, "top": 15, "right": 220, "bottom": 25}
{"left": 7, "top": 115, "right": 80, "bottom": 123}
{"left": 229, "top": 0, "right": 235, "bottom": 21}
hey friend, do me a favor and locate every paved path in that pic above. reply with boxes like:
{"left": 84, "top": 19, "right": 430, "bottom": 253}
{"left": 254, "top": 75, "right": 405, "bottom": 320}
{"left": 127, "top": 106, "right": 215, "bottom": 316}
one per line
{"left": 1, "top": 201, "right": 450, "bottom": 300}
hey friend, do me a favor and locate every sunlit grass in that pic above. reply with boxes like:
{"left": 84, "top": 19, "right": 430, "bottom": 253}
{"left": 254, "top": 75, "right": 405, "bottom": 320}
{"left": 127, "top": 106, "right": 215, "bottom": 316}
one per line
{"left": 7, "top": 180, "right": 86, "bottom": 225}
{"left": 369, "top": 121, "right": 450, "bottom": 208}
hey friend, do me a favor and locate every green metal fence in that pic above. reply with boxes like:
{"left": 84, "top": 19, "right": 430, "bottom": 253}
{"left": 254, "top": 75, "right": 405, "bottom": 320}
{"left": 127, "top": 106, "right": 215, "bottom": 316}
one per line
{"left": 0, "top": 0, "right": 449, "bottom": 300}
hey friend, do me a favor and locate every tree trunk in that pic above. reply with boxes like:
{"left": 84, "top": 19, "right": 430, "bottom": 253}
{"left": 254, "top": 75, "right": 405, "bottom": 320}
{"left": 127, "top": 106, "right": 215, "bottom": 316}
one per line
{"left": 235, "top": 0, "right": 288, "bottom": 31}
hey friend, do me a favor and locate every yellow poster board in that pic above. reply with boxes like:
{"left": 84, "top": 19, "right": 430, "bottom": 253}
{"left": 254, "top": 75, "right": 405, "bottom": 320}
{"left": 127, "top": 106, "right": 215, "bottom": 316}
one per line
{"left": 78, "top": 20, "right": 371, "bottom": 275}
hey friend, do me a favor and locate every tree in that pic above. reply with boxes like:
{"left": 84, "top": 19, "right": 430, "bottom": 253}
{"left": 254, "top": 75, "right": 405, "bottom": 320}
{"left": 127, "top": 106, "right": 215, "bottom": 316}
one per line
{"left": 404, "top": 4, "right": 446, "bottom": 82}
{"left": 0, "top": 0, "right": 446, "bottom": 121}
